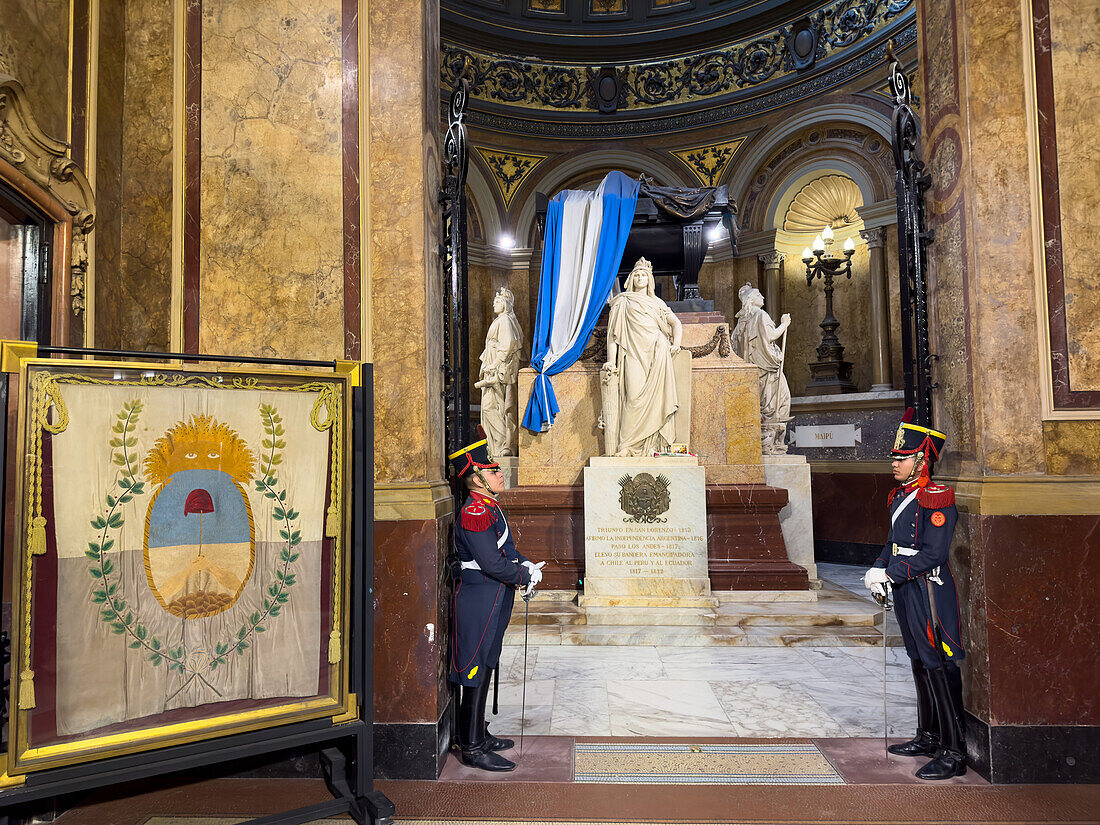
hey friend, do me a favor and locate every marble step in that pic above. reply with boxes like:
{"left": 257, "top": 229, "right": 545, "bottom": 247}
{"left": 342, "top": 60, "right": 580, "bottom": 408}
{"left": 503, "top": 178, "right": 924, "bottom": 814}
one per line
{"left": 502, "top": 622, "right": 899, "bottom": 647}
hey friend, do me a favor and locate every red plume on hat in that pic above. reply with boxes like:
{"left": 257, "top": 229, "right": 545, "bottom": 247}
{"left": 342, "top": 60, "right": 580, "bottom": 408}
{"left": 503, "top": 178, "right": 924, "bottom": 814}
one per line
{"left": 901, "top": 407, "right": 914, "bottom": 423}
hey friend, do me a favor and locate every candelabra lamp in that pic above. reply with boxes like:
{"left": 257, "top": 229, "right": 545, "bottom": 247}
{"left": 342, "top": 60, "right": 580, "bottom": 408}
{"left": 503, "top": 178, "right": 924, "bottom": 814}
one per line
{"left": 803, "top": 226, "right": 858, "bottom": 394}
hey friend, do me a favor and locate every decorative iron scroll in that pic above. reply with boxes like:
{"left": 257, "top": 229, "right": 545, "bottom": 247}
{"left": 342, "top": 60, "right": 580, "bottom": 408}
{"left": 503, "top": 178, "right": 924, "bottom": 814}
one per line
{"left": 441, "top": 73, "right": 472, "bottom": 460}
{"left": 442, "top": 0, "right": 913, "bottom": 114}
{"left": 888, "top": 52, "right": 935, "bottom": 426}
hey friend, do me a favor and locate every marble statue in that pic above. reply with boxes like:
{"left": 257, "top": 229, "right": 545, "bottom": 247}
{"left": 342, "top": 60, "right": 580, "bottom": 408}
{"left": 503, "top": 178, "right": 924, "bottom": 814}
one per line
{"left": 731, "top": 283, "right": 792, "bottom": 454}
{"left": 476, "top": 287, "right": 522, "bottom": 457}
{"left": 600, "top": 257, "right": 684, "bottom": 456}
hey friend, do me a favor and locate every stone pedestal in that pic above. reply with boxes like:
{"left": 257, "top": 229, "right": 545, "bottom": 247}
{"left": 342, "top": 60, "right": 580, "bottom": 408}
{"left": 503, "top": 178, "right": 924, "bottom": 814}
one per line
{"left": 497, "top": 456, "right": 519, "bottom": 489}
{"left": 580, "top": 456, "right": 714, "bottom": 619}
{"left": 762, "top": 455, "right": 816, "bottom": 583}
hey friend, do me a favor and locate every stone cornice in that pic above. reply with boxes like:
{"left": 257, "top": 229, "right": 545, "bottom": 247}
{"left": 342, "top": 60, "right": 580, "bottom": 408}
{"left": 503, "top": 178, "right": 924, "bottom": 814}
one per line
{"left": 441, "top": 8, "right": 915, "bottom": 139}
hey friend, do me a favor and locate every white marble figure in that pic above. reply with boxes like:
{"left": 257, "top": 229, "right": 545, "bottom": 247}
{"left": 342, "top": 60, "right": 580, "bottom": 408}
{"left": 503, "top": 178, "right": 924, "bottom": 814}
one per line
{"left": 476, "top": 287, "right": 522, "bottom": 457}
{"left": 731, "top": 283, "right": 792, "bottom": 455}
{"left": 600, "top": 257, "right": 683, "bottom": 457}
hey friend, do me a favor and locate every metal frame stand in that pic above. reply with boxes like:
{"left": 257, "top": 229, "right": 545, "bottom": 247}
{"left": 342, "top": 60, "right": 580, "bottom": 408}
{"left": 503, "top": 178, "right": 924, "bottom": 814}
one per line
{"left": 0, "top": 349, "right": 392, "bottom": 825}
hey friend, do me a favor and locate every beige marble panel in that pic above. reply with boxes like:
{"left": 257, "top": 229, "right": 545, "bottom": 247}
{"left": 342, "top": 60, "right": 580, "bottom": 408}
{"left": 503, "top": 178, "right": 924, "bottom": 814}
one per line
{"left": 370, "top": 0, "right": 442, "bottom": 483}
{"left": 960, "top": 0, "right": 1045, "bottom": 473}
{"left": 198, "top": 1, "right": 344, "bottom": 361}
{"left": 1050, "top": 0, "right": 1100, "bottom": 390}
{"left": 1044, "top": 421, "right": 1100, "bottom": 476}
{"left": 114, "top": 0, "right": 172, "bottom": 351}
{"left": 517, "top": 330, "right": 764, "bottom": 486}
{"left": 0, "top": 0, "right": 69, "bottom": 141}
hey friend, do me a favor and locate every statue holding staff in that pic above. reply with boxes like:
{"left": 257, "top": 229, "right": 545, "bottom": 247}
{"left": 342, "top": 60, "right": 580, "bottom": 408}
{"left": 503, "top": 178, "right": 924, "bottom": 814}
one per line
{"left": 731, "top": 283, "right": 791, "bottom": 455}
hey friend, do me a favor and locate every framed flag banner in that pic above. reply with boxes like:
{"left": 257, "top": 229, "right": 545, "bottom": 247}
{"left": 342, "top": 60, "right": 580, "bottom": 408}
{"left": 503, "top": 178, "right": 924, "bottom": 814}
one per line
{"left": 6, "top": 358, "right": 358, "bottom": 775}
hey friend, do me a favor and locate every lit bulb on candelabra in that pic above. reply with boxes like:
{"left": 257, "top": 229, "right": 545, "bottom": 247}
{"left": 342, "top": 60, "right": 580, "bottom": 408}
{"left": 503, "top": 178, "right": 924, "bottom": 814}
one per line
{"left": 802, "top": 247, "right": 814, "bottom": 262}
{"left": 812, "top": 235, "right": 825, "bottom": 253}
{"left": 822, "top": 224, "right": 834, "bottom": 244}
{"left": 843, "top": 236, "right": 855, "bottom": 254}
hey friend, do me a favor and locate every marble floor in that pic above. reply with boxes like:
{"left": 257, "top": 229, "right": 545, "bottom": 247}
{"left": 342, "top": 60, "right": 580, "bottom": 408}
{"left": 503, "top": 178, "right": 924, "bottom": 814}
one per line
{"left": 489, "top": 563, "right": 918, "bottom": 739}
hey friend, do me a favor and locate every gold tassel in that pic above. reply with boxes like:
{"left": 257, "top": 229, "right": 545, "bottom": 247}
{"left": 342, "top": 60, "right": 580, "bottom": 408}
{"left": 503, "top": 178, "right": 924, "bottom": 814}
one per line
{"left": 18, "top": 669, "right": 36, "bottom": 710}
{"left": 325, "top": 504, "right": 339, "bottom": 537}
{"left": 328, "top": 630, "right": 342, "bottom": 664}
{"left": 28, "top": 516, "right": 47, "bottom": 556}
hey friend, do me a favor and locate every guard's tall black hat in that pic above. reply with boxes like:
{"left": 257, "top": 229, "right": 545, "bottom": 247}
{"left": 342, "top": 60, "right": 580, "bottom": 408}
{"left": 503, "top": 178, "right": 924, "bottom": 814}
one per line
{"left": 890, "top": 407, "right": 946, "bottom": 460}
{"left": 447, "top": 438, "right": 499, "bottom": 479}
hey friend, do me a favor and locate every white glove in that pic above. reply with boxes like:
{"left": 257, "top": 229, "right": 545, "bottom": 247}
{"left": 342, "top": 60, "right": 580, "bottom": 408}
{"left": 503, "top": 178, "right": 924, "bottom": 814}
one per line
{"left": 522, "top": 560, "right": 544, "bottom": 598}
{"left": 870, "top": 581, "right": 887, "bottom": 599}
{"left": 864, "top": 566, "right": 891, "bottom": 588}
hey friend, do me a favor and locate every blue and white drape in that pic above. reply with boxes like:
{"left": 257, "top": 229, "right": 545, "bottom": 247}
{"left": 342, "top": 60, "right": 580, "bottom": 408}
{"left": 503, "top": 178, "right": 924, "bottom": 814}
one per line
{"left": 522, "top": 171, "right": 639, "bottom": 433}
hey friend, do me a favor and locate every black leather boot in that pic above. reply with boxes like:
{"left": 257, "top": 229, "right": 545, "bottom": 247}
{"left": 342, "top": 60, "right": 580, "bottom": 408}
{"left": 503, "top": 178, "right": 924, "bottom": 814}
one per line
{"left": 458, "top": 679, "right": 515, "bottom": 772}
{"left": 916, "top": 665, "right": 967, "bottom": 780}
{"left": 889, "top": 660, "right": 940, "bottom": 757}
{"left": 484, "top": 723, "right": 514, "bottom": 752}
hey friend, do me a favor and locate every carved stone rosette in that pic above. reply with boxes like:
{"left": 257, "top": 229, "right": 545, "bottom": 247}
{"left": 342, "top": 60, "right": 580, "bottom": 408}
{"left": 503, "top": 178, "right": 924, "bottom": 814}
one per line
{"left": 0, "top": 75, "right": 96, "bottom": 337}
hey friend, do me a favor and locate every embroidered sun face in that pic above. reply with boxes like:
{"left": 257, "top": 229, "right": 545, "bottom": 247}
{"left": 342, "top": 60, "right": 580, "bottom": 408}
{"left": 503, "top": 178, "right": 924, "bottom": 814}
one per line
{"left": 930, "top": 510, "right": 947, "bottom": 527}
{"left": 142, "top": 416, "right": 256, "bottom": 620}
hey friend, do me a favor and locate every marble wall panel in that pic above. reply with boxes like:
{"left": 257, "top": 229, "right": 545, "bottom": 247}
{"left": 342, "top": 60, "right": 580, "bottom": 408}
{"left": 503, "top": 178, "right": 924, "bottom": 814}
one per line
{"left": 373, "top": 516, "right": 448, "bottom": 724}
{"left": 198, "top": 1, "right": 344, "bottom": 361}
{"left": 0, "top": 0, "right": 69, "bottom": 142}
{"left": 1043, "top": 421, "right": 1100, "bottom": 475}
{"left": 370, "top": 0, "right": 442, "bottom": 483}
{"left": 788, "top": 405, "right": 903, "bottom": 463}
{"left": 957, "top": 0, "right": 1045, "bottom": 473}
{"left": 885, "top": 224, "right": 903, "bottom": 390}
{"left": 979, "top": 513, "right": 1100, "bottom": 726}
{"left": 780, "top": 245, "right": 873, "bottom": 396}
{"left": 810, "top": 471, "right": 894, "bottom": 545}
{"left": 952, "top": 510, "right": 987, "bottom": 722}
{"left": 1050, "top": 0, "right": 1100, "bottom": 391}
{"left": 92, "top": 0, "right": 125, "bottom": 349}
{"left": 113, "top": 0, "right": 172, "bottom": 352}
{"left": 698, "top": 256, "right": 751, "bottom": 324}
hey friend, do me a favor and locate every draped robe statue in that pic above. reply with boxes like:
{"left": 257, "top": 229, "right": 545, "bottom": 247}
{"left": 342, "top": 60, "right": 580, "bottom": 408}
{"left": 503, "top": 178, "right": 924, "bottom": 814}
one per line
{"left": 731, "top": 283, "right": 791, "bottom": 455}
{"left": 600, "top": 258, "right": 683, "bottom": 457}
{"left": 477, "top": 287, "right": 522, "bottom": 457}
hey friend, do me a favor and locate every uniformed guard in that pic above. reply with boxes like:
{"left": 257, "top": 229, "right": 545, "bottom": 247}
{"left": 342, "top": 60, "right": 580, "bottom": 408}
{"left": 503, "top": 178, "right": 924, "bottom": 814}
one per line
{"left": 864, "top": 409, "right": 966, "bottom": 780}
{"left": 447, "top": 438, "right": 544, "bottom": 772}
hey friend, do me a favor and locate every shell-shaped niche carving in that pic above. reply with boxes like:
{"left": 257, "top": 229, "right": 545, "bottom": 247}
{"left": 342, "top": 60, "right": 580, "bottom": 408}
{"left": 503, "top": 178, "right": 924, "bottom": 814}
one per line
{"left": 783, "top": 174, "right": 863, "bottom": 234}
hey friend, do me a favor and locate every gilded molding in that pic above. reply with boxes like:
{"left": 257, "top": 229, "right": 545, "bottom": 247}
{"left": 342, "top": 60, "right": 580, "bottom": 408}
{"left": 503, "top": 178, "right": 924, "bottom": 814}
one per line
{"left": 374, "top": 480, "right": 454, "bottom": 521}
{"left": 947, "top": 476, "right": 1100, "bottom": 517}
{"left": 0, "top": 75, "right": 96, "bottom": 324}
{"left": 443, "top": 0, "right": 913, "bottom": 115}
{"left": 473, "top": 146, "right": 548, "bottom": 208}
{"left": 670, "top": 137, "right": 747, "bottom": 187}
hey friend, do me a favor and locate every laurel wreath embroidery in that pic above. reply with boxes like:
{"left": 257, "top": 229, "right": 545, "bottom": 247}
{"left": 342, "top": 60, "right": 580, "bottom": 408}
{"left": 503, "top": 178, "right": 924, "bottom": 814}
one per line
{"left": 87, "top": 400, "right": 303, "bottom": 688}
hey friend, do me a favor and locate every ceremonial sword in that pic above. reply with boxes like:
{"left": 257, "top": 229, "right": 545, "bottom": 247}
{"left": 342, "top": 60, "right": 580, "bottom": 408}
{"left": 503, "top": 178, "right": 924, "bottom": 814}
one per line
{"left": 872, "top": 582, "right": 893, "bottom": 758}
{"left": 518, "top": 586, "right": 532, "bottom": 757}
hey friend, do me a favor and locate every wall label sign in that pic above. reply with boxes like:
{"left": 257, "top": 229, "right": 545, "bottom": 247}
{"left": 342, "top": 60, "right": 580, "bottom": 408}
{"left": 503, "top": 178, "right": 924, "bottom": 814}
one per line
{"left": 789, "top": 424, "right": 862, "bottom": 448}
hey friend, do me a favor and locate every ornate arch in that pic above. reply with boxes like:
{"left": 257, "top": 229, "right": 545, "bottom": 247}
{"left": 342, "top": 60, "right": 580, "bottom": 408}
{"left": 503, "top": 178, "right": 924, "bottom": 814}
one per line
{"left": 0, "top": 74, "right": 95, "bottom": 345}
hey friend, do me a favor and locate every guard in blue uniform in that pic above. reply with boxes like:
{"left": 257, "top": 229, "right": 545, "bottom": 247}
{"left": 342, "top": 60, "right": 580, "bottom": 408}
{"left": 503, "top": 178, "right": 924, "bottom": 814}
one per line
{"left": 447, "top": 438, "right": 544, "bottom": 772}
{"left": 864, "top": 409, "right": 966, "bottom": 780}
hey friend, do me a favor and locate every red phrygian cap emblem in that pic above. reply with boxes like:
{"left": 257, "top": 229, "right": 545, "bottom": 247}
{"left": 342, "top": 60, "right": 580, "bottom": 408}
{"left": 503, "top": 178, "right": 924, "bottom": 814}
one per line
{"left": 184, "top": 489, "right": 214, "bottom": 515}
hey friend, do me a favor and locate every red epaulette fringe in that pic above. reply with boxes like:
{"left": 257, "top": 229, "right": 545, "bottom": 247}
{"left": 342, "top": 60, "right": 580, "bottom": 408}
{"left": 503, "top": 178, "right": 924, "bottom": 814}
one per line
{"left": 461, "top": 501, "right": 494, "bottom": 532}
{"left": 887, "top": 487, "right": 898, "bottom": 507}
{"left": 918, "top": 484, "right": 955, "bottom": 509}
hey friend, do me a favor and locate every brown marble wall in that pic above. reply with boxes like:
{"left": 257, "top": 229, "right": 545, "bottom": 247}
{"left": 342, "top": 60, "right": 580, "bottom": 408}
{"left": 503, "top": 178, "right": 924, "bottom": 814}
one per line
{"left": 92, "top": 0, "right": 125, "bottom": 350}
{"left": 373, "top": 516, "right": 450, "bottom": 725}
{"left": 197, "top": 0, "right": 344, "bottom": 361}
{"left": 0, "top": 0, "right": 69, "bottom": 142}
{"left": 1049, "top": 0, "right": 1100, "bottom": 392}
{"left": 975, "top": 513, "right": 1099, "bottom": 726}
{"left": 111, "top": 0, "right": 172, "bottom": 352}
{"left": 810, "top": 472, "right": 895, "bottom": 545}
{"left": 699, "top": 255, "right": 756, "bottom": 326}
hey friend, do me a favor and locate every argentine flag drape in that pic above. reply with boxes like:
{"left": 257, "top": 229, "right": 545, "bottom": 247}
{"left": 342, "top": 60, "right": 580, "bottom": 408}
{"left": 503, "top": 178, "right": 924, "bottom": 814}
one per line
{"left": 522, "top": 171, "right": 639, "bottom": 433}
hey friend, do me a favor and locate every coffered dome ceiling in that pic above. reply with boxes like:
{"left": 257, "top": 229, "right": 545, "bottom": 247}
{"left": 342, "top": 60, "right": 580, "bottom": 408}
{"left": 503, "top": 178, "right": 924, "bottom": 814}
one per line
{"left": 442, "top": 0, "right": 915, "bottom": 138}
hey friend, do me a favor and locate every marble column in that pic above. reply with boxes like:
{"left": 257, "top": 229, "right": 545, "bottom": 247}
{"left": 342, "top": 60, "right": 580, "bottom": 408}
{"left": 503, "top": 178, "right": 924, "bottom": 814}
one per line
{"left": 916, "top": 0, "right": 1100, "bottom": 783}
{"left": 369, "top": 0, "right": 449, "bottom": 780}
{"left": 758, "top": 250, "right": 785, "bottom": 321}
{"left": 860, "top": 227, "right": 892, "bottom": 390}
